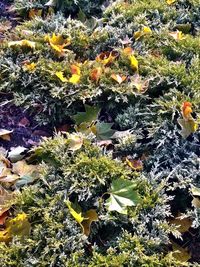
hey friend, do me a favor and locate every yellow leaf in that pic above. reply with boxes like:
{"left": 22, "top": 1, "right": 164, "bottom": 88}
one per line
{"left": 6, "top": 213, "right": 31, "bottom": 237}
{"left": 45, "top": 33, "right": 71, "bottom": 55}
{"left": 134, "top": 26, "right": 152, "bottom": 40}
{"left": 0, "top": 129, "right": 13, "bottom": 141}
{"left": 126, "top": 158, "right": 143, "bottom": 171}
{"left": 130, "top": 55, "right": 138, "bottom": 72}
{"left": 66, "top": 200, "right": 98, "bottom": 236}
{"left": 69, "top": 74, "right": 80, "bottom": 84}
{"left": 167, "top": 0, "right": 176, "bottom": 5}
{"left": 8, "top": 40, "right": 36, "bottom": 49}
{"left": 96, "top": 51, "right": 118, "bottom": 66}
{"left": 123, "top": 47, "right": 133, "bottom": 56}
{"left": 23, "top": 62, "right": 37, "bottom": 72}
{"left": 178, "top": 118, "right": 198, "bottom": 138}
{"left": 111, "top": 74, "right": 127, "bottom": 84}
{"left": 66, "top": 200, "right": 84, "bottom": 224}
{"left": 55, "top": 71, "right": 68, "bottom": 82}
{"left": 28, "top": 8, "right": 42, "bottom": 19}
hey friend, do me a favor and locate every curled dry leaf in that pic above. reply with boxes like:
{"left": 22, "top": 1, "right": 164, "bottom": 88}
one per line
{"left": 0, "top": 129, "right": 13, "bottom": 141}
{"left": 111, "top": 74, "right": 127, "bottom": 84}
{"left": 90, "top": 67, "right": 102, "bottom": 82}
{"left": 8, "top": 40, "right": 36, "bottom": 49}
{"left": 126, "top": 158, "right": 143, "bottom": 171}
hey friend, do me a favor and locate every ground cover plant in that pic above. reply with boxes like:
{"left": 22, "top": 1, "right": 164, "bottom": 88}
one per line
{"left": 0, "top": 0, "right": 200, "bottom": 266}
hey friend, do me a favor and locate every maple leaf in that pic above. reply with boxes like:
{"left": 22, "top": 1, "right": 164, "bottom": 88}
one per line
{"left": 106, "top": 178, "right": 141, "bottom": 214}
{"left": 0, "top": 129, "right": 13, "bottom": 141}
{"left": 45, "top": 33, "right": 71, "bottom": 55}
{"left": 96, "top": 51, "right": 118, "bottom": 66}
{"left": 0, "top": 186, "right": 16, "bottom": 217}
{"left": 95, "top": 122, "right": 115, "bottom": 140}
{"left": 72, "top": 105, "right": 100, "bottom": 125}
{"left": 66, "top": 200, "right": 98, "bottom": 236}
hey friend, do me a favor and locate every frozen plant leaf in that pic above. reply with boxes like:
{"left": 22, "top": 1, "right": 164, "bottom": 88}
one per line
{"left": 106, "top": 178, "right": 141, "bottom": 214}
{"left": 55, "top": 71, "right": 68, "bottom": 82}
{"left": 72, "top": 105, "right": 100, "bottom": 125}
{"left": 0, "top": 129, "right": 13, "bottom": 141}
{"left": 130, "top": 55, "right": 138, "bottom": 72}
{"left": 171, "top": 241, "right": 191, "bottom": 262}
{"left": 69, "top": 74, "right": 80, "bottom": 84}
{"left": 95, "top": 122, "right": 115, "bottom": 140}
{"left": 111, "top": 74, "right": 126, "bottom": 84}
{"left": 178, "top": 118, "right": 198, "bottom": 138}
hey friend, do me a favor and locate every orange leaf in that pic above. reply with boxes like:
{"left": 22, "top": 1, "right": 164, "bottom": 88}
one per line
{"left": 111, "top": 74, "right": 127, "bottom": 84}
{"left": 96, "top": 51, "right": 118, "bottom": 66}
{"left": 0, "top": 211, "right": 9, "bottom": 225}
{"left": 182, "top": 102, "right": 192, "bottom": 120}
{"left": 90, "top": 67, "right": 102, "bottom": 82}
{"left": 71, "top": 64, "right": 81, "bottom": 75}
{"left": 123, "top": 47, "right": 133, "bottom": 55}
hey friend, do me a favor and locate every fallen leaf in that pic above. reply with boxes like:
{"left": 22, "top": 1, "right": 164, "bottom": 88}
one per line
{"left": 192, "top": 197, "right": 200, "bottom": 208}
{"left": 68, "top": 133, "right": 83, "bottom": 151}
{"left": 66, "top": 200, "right": 98, "bottom": 236}
{"left": 171, "top": 241, "right": 191, "bottom": 262}
{"left": 8, "top": 147, "right": 27, "bottom": 163}
{"left": 167, "top": 0, "right": 176, "bottom": 5}
{"left": 8, "top": 40, "right": 36, "bottom": 49}
{"left": 0, "top": 186, "right": 16, "bottom": 217}
{"left": 106, "top": 178, "right": 141, "bottom": 214}
{"left": 134, "top": 26, "right": 152, "bottom": 40}
{"left": 90, "top": 67, "right": 102, "bottom": 82}
{"left": 0, "top": 129, "right": 13, "bottom": 141}
{"left": 23, "top": 62, "right": 37, "bottom": 72}
{"left": 169, "top": 213, "right": 192, "bottom": 233}
{"left": 45, "top": 33, "right": 71, "bottom": 55}
{"left": 169, "top": 30, "right": 186, "bottom": 41}
{"left": 126, "top": 158, "right": 143, "bottom": 171}
{"left": 130, "top": 55, "right": 138, "bottom": 72}
{"left": 178, "top": 118, "right": 198, "bottom": 138}
{"left": 96, "top": 51, "right": 117, "bottom": 66}
{"left": 55, "top": 71, "right": 68, "bottom": 82}
{"left": 123, "top": 47, "right": 133, "bottom": 56}
{"left": 28, "top": 8, "right": 43, "bottom": 19}
{"left": 0, "top": 210, "right": 9, "bottom": 225}
{"left": 69, "top": 74, "right": 80, "bottom": 84}
{"left": 72, "top": 105, "right": 100, "bottom": 125}
{"left": 95, "top": 122, "right": 115, "bottom": 140}
{"left": 71, "top": 64, "right": 81, "bottom": 75}
{"left": 182, "top": 102, "right": 193, "bottom": 120}
{"left": 81, "top": 209, "right": 98, "bottom": 236}
{"left": 18, "top": 117, "right": 30, "bottom": 127}
{"left": 12, "top": 160, "right": 39, "bottom": 187}
{"left": 111, "top": 74, "right": 127, "bottom": 84}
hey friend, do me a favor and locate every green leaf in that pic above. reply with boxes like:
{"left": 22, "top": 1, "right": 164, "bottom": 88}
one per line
{"left": 191, "top": 187, "right": 200, "bottom": 197}
{"left": 106, "top": 178, "right": 141, "bottom": 214}
{"left": 95, "top": 122, "right": 115, "bottom": 140}
{"left": 72, "top": 105, "right": 100, "bottom": 125}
